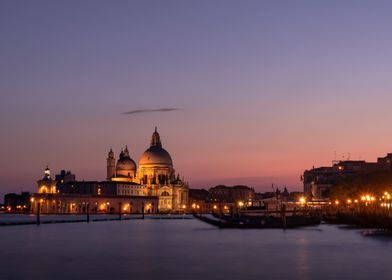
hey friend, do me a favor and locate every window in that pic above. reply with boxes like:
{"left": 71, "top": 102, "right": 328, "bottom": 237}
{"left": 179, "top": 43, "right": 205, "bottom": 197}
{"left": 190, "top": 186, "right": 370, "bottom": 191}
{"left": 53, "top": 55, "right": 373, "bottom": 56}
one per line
{"left": 161, "top": 191, "right": 170, "bottom": 197}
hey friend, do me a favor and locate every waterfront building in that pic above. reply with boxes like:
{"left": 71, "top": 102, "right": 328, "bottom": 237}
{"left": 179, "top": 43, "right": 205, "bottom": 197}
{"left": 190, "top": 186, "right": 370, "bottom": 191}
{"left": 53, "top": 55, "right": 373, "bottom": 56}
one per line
{"left": 186, "top": 185, "right": 255, "bottom": 213}
{"left": 303, "top": 167, "right": 339, "bottom": 200}
{"left": 55, "top": 170, "right": 75, "bottom": 183}
{"left": 208, "top": 185, "right": 255, "bottom": 203}
{"left": 30, "top": 128, "right": 189, "bottom": 214}
{"left": 4, "top": 192, "right": 31, "bottom": 212}
{"left": 303, "top": 153, "right": 392, "bottom": 200}
{"left": 37, "top": 166, "right": 57, "bottom": 194}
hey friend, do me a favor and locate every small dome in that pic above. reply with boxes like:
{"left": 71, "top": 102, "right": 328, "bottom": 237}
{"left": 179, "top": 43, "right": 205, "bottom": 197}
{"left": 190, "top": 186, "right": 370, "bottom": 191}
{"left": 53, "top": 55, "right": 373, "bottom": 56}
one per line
{"left": 139, "top": 146, "right": 173, "bottom": 167}
{"left": 116, "top": 149, "right": 136, "bottom": 177}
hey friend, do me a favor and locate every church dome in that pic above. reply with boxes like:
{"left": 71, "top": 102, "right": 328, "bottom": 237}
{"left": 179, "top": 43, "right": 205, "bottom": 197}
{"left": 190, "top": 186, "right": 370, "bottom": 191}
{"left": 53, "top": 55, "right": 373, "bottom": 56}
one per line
{"left": 116, "top": 157, "right": 137, "bottom": 171}
{"left": 139, "top": 127, "right": 173, "bottom": 167}
{"left": 140, "top": 146, "right": 173, "bottom": 167}
{"left": 116, "top": 146, "right": 136, "bottom": 177}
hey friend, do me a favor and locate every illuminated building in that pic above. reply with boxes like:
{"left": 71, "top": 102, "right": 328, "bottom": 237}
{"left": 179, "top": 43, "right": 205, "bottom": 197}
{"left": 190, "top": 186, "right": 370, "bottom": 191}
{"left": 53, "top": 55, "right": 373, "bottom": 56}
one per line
{"left": 30, "top": 128, "right": 189, "bottom": 214}
{"left": 106, "top": 127, "right": 188, "bottom": 211}
{"left": 4, "top": 192, "right": 31, "bottom": 212}
{"left": 303, "top": 153, "right": 392, "bottom": 200}
{"left": 208, "top": 185, "right": 254, "bottom": 203}
{"left": 37, "top": 166, "right": 57, "bottom": 194}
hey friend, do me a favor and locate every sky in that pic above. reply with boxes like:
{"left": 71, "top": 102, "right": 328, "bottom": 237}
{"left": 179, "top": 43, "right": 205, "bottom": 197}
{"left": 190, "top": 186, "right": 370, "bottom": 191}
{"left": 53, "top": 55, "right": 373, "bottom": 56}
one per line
{"left": 1, "top": 0, "right": 392, "bottom": 198}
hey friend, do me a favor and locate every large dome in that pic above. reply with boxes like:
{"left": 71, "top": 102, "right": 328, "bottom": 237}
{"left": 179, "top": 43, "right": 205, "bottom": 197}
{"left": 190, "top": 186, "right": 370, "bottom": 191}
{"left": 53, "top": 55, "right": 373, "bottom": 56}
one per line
{"left": 139, "top": 146, "right": 173, "bottom": 167}
{"left": 139, "top": 127, "right": 173, "bottom": 167}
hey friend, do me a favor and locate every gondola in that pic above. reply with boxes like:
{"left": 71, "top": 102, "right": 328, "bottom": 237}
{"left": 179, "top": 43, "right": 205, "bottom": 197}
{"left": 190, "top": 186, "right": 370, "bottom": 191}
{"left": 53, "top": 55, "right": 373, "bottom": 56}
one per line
{"left": 194, "top": 213, "right": 321, "bottom": 229}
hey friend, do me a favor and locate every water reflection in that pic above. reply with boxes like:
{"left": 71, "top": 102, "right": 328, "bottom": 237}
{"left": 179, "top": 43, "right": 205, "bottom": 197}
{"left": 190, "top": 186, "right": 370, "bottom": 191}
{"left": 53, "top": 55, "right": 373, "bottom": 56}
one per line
{"left": 0, "top": 220, "right": 392, "bottom": 280}
{"left": 295, "top": 236, "right": 310, "bottom": 280}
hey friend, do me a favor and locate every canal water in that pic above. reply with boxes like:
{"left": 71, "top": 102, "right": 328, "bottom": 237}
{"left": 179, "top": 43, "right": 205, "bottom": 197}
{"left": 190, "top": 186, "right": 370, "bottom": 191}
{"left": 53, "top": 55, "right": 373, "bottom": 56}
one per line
{"left": 0, "top": 218, "right": 391, "bottom": 280}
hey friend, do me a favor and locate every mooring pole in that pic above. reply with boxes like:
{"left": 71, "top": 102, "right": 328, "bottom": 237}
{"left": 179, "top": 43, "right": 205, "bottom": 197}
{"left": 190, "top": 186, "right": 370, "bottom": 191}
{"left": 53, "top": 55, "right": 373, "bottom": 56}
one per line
{"left": 119, "top": 202, "right": 122, "bottom": 221}
{"left": 142, "top": 202, "right": 145, "bottom": 219}
{"left": 281, "top": 203, "right": 287, "bottom": 230}
{"left": 37, "top": 202, "right": 41, "bottom": 226}
{"left": 86, "top": 203, "right": 90, "bottom": 223}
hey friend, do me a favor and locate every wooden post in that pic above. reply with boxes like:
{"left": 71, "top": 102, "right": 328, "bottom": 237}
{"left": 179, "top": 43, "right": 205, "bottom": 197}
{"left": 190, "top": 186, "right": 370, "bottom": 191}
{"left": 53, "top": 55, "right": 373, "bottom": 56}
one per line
{"left": 142, "top": 202, "right": 145, "bottom": 219}
{"left": 86, "top": 203, "right": 90, "bottom": 223}
{"left": 37, "top": 202, "right": 41, "bottom": 226}
{"left": 119, "top": 202, "right": 122, "bottom": 221}
{"left": 281, "top": 203, "right": 287, "bottom": 229}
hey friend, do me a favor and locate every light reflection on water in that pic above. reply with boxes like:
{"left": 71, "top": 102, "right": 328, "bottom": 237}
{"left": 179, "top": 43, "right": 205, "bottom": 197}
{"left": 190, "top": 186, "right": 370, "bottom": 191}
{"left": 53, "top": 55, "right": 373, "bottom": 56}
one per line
{"left": 0, "top": 219, "right": 391, "bottom": 280}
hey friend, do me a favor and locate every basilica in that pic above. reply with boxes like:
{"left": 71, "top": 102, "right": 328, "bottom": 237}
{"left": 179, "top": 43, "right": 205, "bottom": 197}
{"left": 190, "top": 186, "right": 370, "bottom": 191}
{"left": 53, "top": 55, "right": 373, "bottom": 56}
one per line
{"left": 31, "top": 128, "right": 189, "bottom": 214}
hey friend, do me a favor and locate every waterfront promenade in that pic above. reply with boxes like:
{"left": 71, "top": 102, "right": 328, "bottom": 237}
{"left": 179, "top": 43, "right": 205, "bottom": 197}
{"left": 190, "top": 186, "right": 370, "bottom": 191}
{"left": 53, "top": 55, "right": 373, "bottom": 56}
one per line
{"left": 0, "top": 213, "right": 192, "bottom": 226}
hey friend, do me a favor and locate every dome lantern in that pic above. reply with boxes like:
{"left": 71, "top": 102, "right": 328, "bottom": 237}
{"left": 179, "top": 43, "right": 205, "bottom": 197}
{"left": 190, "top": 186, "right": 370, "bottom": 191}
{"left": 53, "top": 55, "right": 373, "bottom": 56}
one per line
{"left": 150, "top": 126, "right": 162, "bottom": 148}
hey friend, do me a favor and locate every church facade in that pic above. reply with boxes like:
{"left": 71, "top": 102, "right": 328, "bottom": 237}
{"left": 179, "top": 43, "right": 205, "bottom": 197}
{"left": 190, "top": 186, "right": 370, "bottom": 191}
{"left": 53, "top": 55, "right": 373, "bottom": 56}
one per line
{"left": 106, "top": 127, "right": 189, "bottom": 212}
{"left": 30, "top": 128, "right": 189, "bottom": 214}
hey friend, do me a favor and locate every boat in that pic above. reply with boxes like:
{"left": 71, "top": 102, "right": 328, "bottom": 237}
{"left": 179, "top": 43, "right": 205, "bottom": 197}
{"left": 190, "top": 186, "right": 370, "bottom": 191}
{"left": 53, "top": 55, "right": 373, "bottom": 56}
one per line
{"left": 194, "top": 213, "right": 321, "bottom": 229}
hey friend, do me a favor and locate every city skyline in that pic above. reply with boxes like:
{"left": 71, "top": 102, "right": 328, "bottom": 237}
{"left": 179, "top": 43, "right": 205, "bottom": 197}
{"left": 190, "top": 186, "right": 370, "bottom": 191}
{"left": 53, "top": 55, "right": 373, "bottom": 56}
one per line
{"left": 2, "top": 1, "right": 392, "bottom": 198}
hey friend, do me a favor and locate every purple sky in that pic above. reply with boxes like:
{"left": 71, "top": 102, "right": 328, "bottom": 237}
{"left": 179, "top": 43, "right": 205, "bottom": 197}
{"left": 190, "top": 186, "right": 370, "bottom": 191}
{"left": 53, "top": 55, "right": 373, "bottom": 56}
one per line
{"left": 1, "top": 1, "right": 392, "bottom": 198}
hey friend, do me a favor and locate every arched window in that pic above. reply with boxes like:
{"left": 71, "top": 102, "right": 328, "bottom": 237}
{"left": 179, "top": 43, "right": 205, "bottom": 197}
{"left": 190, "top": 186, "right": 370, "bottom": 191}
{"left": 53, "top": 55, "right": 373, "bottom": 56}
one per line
{"left": 161, "top": 191, "right": 170, "bottom": 197}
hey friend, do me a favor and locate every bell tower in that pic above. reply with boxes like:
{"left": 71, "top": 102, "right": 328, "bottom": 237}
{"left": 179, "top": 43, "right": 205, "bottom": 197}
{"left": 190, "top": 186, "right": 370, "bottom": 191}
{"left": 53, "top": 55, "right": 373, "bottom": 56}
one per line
{"left": 107, "top": 148, "right": 116, "bottom": 180}
{"left": 37, "top": 165, "right": 57, "bottom": 194}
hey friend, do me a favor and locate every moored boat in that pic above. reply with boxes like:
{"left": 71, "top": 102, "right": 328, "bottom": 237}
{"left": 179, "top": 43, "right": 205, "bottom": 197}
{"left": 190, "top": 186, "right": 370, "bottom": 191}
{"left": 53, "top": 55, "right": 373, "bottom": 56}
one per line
{"left": 194, "top": 213, "right": 321, "bottom": 229}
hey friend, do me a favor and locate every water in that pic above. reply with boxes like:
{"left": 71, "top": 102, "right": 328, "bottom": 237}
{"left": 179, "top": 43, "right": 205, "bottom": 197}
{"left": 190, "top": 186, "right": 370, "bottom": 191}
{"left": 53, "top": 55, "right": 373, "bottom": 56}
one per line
{"left": 0, "top": 218, "right": 391, "bottom": 280}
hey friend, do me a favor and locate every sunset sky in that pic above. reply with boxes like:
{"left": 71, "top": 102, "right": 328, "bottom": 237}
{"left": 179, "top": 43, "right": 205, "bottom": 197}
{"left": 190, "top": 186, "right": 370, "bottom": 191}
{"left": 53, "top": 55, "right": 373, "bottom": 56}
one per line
{"left": 1, "top": 1, "right": 392, "bottom": 198}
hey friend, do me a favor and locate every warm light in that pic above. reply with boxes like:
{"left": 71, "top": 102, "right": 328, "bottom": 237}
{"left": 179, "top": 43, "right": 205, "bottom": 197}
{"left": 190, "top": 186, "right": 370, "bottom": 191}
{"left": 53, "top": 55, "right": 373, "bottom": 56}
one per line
{"left": 299, "top": 197, "right": 306, "bottom": 204}
{"left": 347, "top": 199, "right": 352, "bottom": 204}
{"left": 224, "top": 205, "right": 228, "bottom": 210}
{"left": 192, "top": 203, "right": 196, "bottom": 209}
{"left": 335, "top": 200, "right": 339, "bottom": 205}
{"left": 213, "top": 205, "right": 217, "bottom": 209}
{"left": 354, "top": 199, "right": 358, "bottom": 203}
{"left": 361, "top": 195, "right": 376, "bottom": 202}
{"left": 30, "top": 198, "right": 34, "bottom": 202}
{"left": 182, "top": 205, "right": 186, "bottom": 209}
{"left": 238, "top": 201, "right": 244, "bottom": 207}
